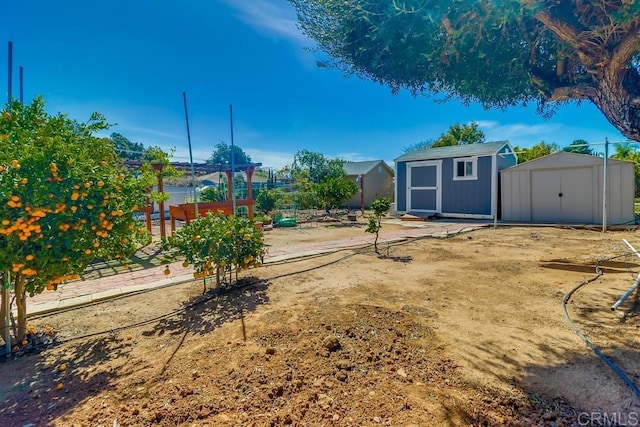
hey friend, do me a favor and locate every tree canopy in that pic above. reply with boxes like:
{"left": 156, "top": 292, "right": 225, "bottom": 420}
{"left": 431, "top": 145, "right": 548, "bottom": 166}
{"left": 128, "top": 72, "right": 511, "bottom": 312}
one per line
{"left": 0, "top": 98, "right": 154, "bottom": 341}
{"left": 431, "top": 122, "right": 485, "bottom": 148}
{"left": 563, "top": 139, "right": 594, "bottom": 155}
{"left": 513, "top": 141, "right": 559, "bottom": 163}
{"left": 288, "top": 150, "right": 358, "bottom": 212}
{"left": 403, "top": 122, "right": 485, "bottom": 152}
{"left": 292, "top": 149, "right": 346, "bottom": 184}
{"left": 207, "top": 141, "right": 252, "bottom": 166}
{"left": 289, "top": 0, "right": 640, "bottom": 140}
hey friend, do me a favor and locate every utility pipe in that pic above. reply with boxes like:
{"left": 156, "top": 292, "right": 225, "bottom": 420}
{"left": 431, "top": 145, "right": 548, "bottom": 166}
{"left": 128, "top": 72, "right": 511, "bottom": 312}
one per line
{"left": 611, "top": 239, "right": 640, "bottom": 311}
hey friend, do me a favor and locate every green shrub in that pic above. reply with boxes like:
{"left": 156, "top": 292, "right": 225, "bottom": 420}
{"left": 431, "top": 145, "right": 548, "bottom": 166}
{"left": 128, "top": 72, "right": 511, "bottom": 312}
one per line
{"left": 168, "top": 212, "right": 266, "bottom": 290}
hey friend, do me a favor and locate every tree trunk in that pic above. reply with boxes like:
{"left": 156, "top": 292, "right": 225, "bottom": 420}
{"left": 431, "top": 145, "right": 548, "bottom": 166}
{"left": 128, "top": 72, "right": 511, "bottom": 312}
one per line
{"left": 0, "top": 273, "right": 7, "bottom": 346}
{"left": 14, "top": 275, "right": 27, "bottom": 342}
{"left": 591, "top": 73, "right": 640, "bottom": 142}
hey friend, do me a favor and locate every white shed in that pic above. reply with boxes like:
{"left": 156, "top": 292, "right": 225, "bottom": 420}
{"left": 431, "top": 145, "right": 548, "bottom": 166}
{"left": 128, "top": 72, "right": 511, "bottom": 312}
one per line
{"left": 501, "top": 152, "right": 635, "bottom": 225}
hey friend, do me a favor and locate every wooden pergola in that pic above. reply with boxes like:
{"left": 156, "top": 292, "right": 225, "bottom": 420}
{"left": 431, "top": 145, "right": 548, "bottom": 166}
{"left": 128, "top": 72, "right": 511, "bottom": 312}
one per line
{"left": 125, "top": 161, "right": 262, "bottom": 239}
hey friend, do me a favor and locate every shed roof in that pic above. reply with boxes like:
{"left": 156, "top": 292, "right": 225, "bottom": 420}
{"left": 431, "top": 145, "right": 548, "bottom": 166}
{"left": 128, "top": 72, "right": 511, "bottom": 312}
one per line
{"left": 394, "top": 141, "right": 510, "bottom": 162}
{"left": 504, "top": 151, "right": 633, "bottom": 171}
{"left": 343, "top": 160, "right": 393, "bottom": 176}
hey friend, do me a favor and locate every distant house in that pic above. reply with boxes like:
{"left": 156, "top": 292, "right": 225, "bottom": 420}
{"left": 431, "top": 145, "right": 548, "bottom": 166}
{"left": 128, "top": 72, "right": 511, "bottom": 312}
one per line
{"left": 394, "top": 141, "right": 517, "bottom": 219}
{"left": 342, "top": 160, "right": 394, "bottom": 210}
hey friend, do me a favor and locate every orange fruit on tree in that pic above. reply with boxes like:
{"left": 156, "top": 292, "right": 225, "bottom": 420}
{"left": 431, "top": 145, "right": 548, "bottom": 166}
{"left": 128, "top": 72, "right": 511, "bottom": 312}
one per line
{"left": 25, "top": 254, "right": 34, "bottom": 261}
{"left": 84, "top": 249, "right": 92, "bottom": 255}
{"left": 97, "top": 180, "right": 104, "bottom": 187}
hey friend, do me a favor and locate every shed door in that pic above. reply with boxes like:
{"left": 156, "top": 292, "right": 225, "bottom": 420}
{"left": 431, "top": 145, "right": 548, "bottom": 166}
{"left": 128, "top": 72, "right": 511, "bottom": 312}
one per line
{"left": 407, "top": 161, "right": 441, "bottom": 213}
{"left": 531, "top": 168, "right": 594, "bottom": 223}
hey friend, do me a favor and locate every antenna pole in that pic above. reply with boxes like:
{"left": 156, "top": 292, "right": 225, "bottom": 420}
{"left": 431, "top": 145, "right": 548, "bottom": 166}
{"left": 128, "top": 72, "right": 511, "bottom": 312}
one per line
{"left": 7, "top": 41, "right": 13, "bottom": 106}
{"left": 183, "top": 92, "right": 198, "bottom": 218}
{"left": 230, "top": 104, "right": 236, "bottom": 216}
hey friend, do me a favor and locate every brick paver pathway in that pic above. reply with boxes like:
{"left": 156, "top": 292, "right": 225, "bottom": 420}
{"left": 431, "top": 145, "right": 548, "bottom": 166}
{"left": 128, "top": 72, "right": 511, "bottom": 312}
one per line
{"left": 26, "top": 221, "right": 486, "bottom": 315}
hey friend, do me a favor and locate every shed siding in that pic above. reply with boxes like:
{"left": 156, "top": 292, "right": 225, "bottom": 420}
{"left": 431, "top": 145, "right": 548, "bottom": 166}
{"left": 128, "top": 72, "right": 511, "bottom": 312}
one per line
{"left": 344, "top": 165, "right": 394, "bottom": 209}
{"left": 501, "top": 157, "right": 635, "bottom": 224}
{"left": 595, "top": 163, "right": 635, "bottom": 224}
{"left": 441, "top": 156, "right": 492, "bottom": 215}
{"left": 501, "top": 170, "right": 531, "bottom": 222}
{"left": 497, "top": 152, "right": 517, "bottom": 170}
{"left": 396, "top": 162, "right": 407, "bottom": 211}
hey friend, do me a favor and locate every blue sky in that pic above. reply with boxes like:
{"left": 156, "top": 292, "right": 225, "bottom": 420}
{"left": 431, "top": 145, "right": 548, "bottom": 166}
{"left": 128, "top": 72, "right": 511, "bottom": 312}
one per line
{"left": 2, "top": 0, "right": 628, "bottom": 169}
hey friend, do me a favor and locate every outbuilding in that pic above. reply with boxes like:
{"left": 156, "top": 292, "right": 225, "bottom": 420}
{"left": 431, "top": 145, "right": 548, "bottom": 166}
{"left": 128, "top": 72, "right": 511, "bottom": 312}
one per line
{"left": 501, "top": 151, "right": 635, "bottom": 225}
{"left": 394, "top": 141, "right": 517, "bottom": 219}
{"left": 343, "top": 160, "right": 394, "bottom": 210}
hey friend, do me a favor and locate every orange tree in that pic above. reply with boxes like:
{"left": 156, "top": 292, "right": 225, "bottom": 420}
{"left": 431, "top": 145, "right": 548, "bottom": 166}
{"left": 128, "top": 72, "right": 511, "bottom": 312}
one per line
{"left": 168, "top": 212, "right": 265, "bottom": 293}
{"left": 0, "top": 98, "right": 155, "bottom": 344}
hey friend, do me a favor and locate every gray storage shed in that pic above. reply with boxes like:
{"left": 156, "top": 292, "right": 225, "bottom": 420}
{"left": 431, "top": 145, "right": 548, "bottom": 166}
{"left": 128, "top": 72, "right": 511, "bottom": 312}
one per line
{"left": 500, "top": 152, "right": 635, "bottom": 224}
{"left": 395, "top": 141, "right": 517, "bottom": 219}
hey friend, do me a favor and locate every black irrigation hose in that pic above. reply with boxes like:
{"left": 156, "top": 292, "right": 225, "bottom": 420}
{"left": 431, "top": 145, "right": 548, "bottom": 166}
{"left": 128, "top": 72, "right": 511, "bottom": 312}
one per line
{"left": 5, "top": 250, "right": 361, "bottom": 355}
{"left": 2, "top": 227, "right": 466, "bottom": 358}
{"left": 561, "top": 256, "right": 640, "bottom": 399}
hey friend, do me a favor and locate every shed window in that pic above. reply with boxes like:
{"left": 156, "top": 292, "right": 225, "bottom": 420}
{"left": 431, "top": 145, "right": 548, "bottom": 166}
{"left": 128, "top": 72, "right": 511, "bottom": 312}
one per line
{"left": 453, "top": 157, "right": 477, "bottom": 181}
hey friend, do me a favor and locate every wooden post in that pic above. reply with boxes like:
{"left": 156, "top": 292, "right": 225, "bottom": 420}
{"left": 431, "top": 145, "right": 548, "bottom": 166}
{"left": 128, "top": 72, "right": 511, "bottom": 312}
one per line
{"left": 225, "top": 170, "right": 233, "bottom": 210}
{"left": 246, "top": 166, "right": 255, "bottom": 219}
{"left": 144, "top": 188, "right": 152, "bottom": 233}
{"left": 152, "top": 163, "right": 166, "bottom": 239}
{"left": 360, "top": 175, "right": 364, "bottom": 214}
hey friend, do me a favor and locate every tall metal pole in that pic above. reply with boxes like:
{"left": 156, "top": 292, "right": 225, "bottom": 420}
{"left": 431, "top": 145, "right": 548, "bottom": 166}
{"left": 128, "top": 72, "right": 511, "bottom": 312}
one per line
{"left": 4, "top": 42, "right": 14, "bottom": 354}
{"left": 602, "top": 137, "right": 609, "bottom": 233}
{"left": 182, "top": 92, "right": 198, "bottom": 217}
{"left": 19, "top": 66, "right": 23, "bottom": 104}
{"left": 7, "top": 41, "right": 13, "bottom": 106}
{"left": 229, "top": 104, "right": 236, "bottom": 216}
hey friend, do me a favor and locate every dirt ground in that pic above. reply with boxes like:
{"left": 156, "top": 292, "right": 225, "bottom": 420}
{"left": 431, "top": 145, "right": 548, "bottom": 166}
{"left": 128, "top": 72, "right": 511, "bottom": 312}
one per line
{"left": 1, "top": 220, "right": 640, "bottom": 426}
